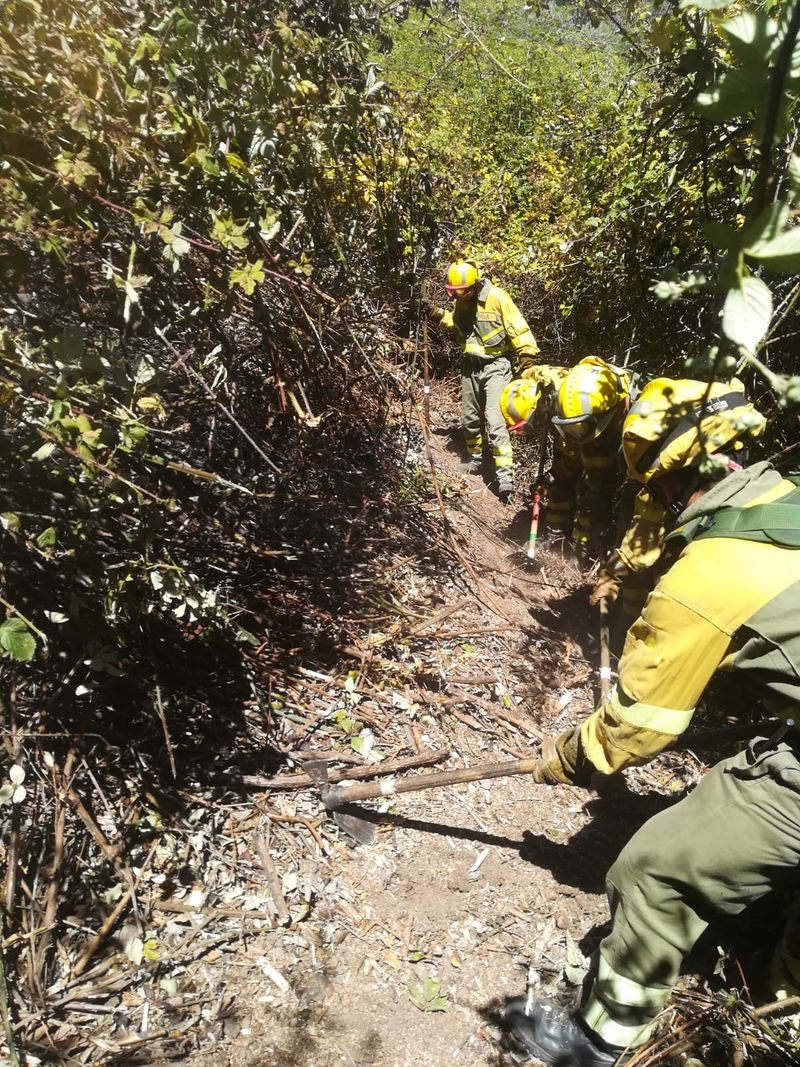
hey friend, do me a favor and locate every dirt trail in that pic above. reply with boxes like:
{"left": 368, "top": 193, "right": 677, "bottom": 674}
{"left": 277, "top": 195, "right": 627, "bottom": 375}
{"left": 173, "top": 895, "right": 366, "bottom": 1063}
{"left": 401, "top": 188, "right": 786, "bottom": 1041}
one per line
{"left": 183, "top": 380, "right": 693, "bottom": 1067}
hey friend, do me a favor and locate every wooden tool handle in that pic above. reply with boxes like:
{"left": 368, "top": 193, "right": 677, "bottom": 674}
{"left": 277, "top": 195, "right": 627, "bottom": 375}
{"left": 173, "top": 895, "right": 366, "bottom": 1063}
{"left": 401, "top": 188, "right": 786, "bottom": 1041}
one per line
{"left": 598, "top": 596, "right": 612, "bottom": 698}
{"left": 325, "top": 756, "right": 541, "bottom": 808}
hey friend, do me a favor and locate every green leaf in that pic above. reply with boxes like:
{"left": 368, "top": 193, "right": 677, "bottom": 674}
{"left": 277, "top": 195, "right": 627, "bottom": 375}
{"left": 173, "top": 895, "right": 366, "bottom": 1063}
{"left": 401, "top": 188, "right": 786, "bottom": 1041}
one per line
{"left": 30, "top": 441, "right": 56, "bottom": 462}
{"left": 1, "top": 513, "right": 21, "bottom": 534}
{"left": 229, "top": 259, "right": 265, "bottom": 296}
{"left": 743, "top": 201, "right": 790, "bottom": 252}
{"left": 722, "top": 275, "right": 773, "bottom": 352}
{"left": 211, "top": 212, "right": 250, "bottom": 250}
{"left": 720, "top": 13, "right": 776, "bottom": 70}
{"left": 788, "top": 155, "right": 800, "bottom": 203}
{"left": 0, "top": 618, "right": 37, "bottom": 662}
{"left": 50, "top": 325, "right": 86, "bottom": 364}
{"left": 259, "top": 209, "right": 281, "bottom": 242}
{"left": 702, "top": 220, "right": 738, "bottom": 251}
{"left": 408, "top": 976, "right": 449, "bottom": 1013}
{"left": 747, "top": 227, "right": 800, "bottom": 272}
{"left": 36, "top": 526, "right": 56, "bottom": 548}
{"left": 695, "top": 68, "right": 762, "bottom": 122}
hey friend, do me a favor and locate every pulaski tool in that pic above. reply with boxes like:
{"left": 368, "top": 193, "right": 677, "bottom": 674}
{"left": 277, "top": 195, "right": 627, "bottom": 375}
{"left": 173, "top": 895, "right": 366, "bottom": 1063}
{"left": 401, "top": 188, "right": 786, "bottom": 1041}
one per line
{"left": 305, "top": 718, "right": 788, "bottom": 844}
{"left": 305, "top": 753, "right": 559, "bottom": 845}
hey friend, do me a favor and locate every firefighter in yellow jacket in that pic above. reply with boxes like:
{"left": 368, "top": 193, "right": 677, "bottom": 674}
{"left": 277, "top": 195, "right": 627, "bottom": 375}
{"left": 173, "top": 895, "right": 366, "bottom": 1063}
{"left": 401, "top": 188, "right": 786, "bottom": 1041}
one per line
{"left": 547, "top": 357, "right": 634, "bottom": 559}
{"left": 500, "top": 378, "right": 800, "bottom": 1067}
{"left": 428, "top": 260, "right": 538, "bottom": 503}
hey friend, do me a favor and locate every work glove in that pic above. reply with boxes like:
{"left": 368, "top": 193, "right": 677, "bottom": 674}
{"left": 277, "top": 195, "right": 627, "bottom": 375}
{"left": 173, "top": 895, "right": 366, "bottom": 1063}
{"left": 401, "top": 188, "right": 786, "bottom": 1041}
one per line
{"left": 589, "top": 558, "right": 628, "bottom": 606}
{"left": 530, "top": 733, "right": 575, "bottom": 785}
{"left": 423, "top": 296, "right": 444, "bottom": 321}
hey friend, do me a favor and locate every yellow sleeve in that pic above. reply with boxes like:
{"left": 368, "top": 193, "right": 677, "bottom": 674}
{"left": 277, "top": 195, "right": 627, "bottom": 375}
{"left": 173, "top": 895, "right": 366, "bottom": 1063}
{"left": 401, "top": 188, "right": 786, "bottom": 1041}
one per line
{"left": 577, "top": 587, "right": 732, "bottom": 775}
{"left": 521, "top": 364, "right": 567, "bottom": 390}
{"left": 615, "top": 490, "right": 667, "bottom": 573}
{"left": 493, "top": 289, "right": 539, "bottom": 358}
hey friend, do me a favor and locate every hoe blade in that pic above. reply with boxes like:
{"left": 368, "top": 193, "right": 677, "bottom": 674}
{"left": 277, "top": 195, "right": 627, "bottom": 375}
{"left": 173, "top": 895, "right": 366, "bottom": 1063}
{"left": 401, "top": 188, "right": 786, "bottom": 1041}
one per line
{"left": 303, "top": 759, "right": 376, "bottom": 846}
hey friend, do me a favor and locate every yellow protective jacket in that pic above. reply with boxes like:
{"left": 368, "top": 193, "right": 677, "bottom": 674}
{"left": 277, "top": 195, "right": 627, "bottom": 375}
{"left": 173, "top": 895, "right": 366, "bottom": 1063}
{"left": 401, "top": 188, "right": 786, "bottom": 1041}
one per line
{"left": 543, "top": 462, "right": 800, "bottom": 784}
{"left": 546, "top": 408, "right": 625, "bottom": 546}
{"left": 613, "top": 489, "right": 667, "bottom": 574}
{"left": 438, "top": 278, "right": 539, "bottom": 363}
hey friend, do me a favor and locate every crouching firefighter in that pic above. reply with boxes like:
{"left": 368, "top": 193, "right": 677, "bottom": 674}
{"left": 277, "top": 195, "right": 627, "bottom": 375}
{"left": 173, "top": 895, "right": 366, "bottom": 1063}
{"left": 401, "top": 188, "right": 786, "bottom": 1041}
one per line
{"left": 500, "top": 377, "right": 800, "bottom": 1066}
{"left": 427, "top": 260, "right": 539, "bottom": 503}
{"left": 548, "top": 357, "right": 635, "bottom": 561}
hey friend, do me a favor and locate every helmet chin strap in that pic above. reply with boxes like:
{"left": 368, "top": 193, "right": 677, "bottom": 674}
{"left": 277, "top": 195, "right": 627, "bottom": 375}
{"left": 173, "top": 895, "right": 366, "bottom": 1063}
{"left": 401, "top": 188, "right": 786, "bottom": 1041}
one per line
{"left": 666, "top": 472, "right": 700, "bottom": 520}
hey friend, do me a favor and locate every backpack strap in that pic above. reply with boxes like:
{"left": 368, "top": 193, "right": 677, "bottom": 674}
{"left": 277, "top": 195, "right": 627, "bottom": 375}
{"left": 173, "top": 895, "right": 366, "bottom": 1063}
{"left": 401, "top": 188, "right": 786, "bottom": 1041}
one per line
{"left": 667, "top": 474, "right": 800, "bottom": 549}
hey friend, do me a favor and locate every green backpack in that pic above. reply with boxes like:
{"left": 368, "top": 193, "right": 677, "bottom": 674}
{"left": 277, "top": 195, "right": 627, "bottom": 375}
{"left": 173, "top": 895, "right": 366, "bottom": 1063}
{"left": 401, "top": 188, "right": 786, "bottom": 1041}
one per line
{"left": 667, "top": 474, "right": 800, "bottom": 550}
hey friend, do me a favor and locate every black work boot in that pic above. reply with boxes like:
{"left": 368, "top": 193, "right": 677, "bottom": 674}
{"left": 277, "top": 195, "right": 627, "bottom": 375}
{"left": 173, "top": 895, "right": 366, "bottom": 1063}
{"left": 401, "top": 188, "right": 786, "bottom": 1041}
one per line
{"left": 503, "top": 996, "right": 629, "bottom": 1066}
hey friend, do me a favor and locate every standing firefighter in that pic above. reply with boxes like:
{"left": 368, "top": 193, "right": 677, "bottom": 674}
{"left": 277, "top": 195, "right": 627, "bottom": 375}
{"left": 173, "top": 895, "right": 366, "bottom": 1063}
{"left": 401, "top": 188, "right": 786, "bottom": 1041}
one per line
{"left": 500, "top": 379, "right": 800, "bottom": 1067}
{"left": 427, "top": 260, "right": 539, "bottom": 503}
{"left": 547, "top": 357, "right": 634, "bottom": 559}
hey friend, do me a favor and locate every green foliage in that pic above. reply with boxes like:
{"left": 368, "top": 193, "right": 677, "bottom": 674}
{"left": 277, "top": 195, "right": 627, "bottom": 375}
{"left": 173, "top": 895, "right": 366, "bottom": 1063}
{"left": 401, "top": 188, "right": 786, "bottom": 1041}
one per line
{"left": 378, "top": 0, "right": 720, "bottom": 360}
{"left": 408, "top": 976, "right": 449, "bottom": 1012}
{"left": 0, "top": 618, "right": 36, "bottom": 662}
{"left": 0, "top": 0, "right": 429, "bottom": 707}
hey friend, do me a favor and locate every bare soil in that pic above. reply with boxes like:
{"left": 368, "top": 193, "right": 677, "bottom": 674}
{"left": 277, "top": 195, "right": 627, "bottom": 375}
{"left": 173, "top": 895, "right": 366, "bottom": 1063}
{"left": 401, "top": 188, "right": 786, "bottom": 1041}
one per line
{"left": 178, "top": 380, "right": 700, "bottom": 1067}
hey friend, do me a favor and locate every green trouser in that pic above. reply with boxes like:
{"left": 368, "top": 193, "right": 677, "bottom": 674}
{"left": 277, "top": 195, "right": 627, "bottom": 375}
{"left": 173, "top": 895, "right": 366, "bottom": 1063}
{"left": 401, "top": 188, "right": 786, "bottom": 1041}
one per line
{"left": 581, "top": 740, "right": 800, "bottom": 1049}
{"left": 461, "top": 355, "right": 514, "bottom": 489}
{"left": 547, "top": 439, "right": 617, "bottom": 554}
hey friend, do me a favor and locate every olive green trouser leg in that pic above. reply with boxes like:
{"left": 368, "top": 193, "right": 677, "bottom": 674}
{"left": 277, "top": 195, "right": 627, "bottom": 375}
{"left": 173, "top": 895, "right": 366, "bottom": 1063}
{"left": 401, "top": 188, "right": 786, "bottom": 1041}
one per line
{"left": 547, "top": 442, "right": 581, "bottom": 535}
{"left": 461, "top": 359, "right": 483, "bottom": 461}
{"left": 482, "top": 356, "right": 514, "bottom": 490}
{"left": 581, "top": 743, "right": 800, "bottom": 1049}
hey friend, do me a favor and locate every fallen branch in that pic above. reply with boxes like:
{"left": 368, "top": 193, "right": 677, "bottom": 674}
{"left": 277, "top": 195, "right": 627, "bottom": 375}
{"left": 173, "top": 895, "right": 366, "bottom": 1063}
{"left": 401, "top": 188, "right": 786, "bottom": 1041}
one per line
{"left": 236, "top": 746, "right": 451, "bottom": 790}
{"left": 254, "top": 834, "right": 291, "bottom": 926}
{"left": 0, "top": 919, "right": 21, "bottom": 1067}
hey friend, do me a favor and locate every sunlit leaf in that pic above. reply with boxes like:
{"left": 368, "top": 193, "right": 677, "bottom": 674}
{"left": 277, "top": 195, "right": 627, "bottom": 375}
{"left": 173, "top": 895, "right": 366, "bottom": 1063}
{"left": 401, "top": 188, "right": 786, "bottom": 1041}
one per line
{"left": 747, "top": 227, "right": 800, "bottom": 272}
{"left": 722, "top": 275, "right": 773, "bottom": 352}
{"left": 0, "top": 618, "right": 36, "bottom": 662}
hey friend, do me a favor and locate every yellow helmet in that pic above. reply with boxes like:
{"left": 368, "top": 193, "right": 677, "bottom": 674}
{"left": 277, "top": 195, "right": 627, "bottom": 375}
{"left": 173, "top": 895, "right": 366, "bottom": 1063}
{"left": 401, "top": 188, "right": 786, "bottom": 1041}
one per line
{"left": 622, "top": 377, "right": 766, "bottom": 485}
{"left": 552, "top": 357, "right": 630, "bottom": 443}
{"left": 445, "top": 260, "right": 480, "bottom": 299}
{"left": 500, "top": 379, "right": 541, "bottom": 433}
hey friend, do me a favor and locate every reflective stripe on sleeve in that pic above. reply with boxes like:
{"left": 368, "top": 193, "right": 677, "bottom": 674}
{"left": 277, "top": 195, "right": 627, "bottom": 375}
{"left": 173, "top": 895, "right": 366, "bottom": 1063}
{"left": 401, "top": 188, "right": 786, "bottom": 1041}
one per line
{"left": 609, "top": 685, "right": 694, "bottom": 735}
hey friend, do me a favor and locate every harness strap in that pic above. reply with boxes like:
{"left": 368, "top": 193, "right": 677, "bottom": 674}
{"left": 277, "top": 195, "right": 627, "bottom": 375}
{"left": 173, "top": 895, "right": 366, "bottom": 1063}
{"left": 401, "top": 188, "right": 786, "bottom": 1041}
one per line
{"left": 635, "top": 391, "right": 747, "bottom": 475}
{"left": 667, "top": 475, "right": 800, "bottom": 549}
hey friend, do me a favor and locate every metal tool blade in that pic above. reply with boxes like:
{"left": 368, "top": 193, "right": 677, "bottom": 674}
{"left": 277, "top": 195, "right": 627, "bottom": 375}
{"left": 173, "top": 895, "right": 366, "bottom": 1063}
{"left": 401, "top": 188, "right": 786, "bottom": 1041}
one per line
{"left": 303, "top": 759, "right": 376, "bottom": 846}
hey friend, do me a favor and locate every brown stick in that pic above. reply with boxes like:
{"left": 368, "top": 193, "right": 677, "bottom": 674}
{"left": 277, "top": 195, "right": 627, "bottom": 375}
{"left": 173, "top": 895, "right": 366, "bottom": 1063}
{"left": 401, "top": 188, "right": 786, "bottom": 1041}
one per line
{"left": 70, "top": 886, "right": 133, "bottom": 980}
{"left": 153, "top": 682, "right": 176, "bottom": 780}
{"left": 254, "top": 834, "right": 291, "bottom": 926}
{"left": 422, "top": 318, "right": 431, "bottom": 425}
{"left": 238, "top": 746, "right": 450, "bottom": 791}
{"left": 752, "top": 994, "right": 800, "bottom": 1018}
{"left": 36, "top": 751, "right": 76, "bottom": 979}
{"left": 325, "top": 754, "right": 541, "bottom": 807}
{"left": 70, "top": 841, "right": 157, "bottom": 979}
{"left": 667, "top": 719, "right": 782, "bottom": 752}
{"left": 151, "top": 899, "right": 272, "bottom": 921}
{"left": 406, "top": 597, "right": 471, "bottom": 636}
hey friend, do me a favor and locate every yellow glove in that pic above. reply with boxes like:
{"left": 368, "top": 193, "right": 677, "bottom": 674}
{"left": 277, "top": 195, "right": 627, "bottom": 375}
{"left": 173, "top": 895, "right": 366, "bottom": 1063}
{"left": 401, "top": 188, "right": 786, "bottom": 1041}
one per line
{"left": 589, "top": 569, "right": 623, "bottom": 606}
{"left": 589, "top": 556, "right": 629, "bottom": 606}
{"left": 531, "top": 731, "right": 578, "bottom": 785}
